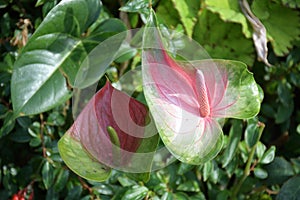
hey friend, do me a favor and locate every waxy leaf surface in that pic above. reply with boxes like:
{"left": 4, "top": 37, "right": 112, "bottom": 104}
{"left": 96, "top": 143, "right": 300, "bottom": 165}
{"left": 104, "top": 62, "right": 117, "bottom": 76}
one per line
{"left": 59, "top": 82, "right": 159, "bottom": 180}
{"left": 142, "top": 10, "right": 260, "bottom": 164}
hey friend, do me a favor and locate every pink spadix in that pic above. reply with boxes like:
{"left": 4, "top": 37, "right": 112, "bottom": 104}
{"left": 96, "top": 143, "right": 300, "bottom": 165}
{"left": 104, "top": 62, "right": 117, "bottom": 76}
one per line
{"left": 142, "top": 13, "right": 260, "bottom": 164}
{"left": 69, "top": 81, "right": 149, "bottom": 168}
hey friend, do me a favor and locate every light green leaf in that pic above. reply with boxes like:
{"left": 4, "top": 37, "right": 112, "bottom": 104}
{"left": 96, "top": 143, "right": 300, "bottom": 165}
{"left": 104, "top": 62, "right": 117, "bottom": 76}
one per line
{"left": 121, "top": 185, "right": 148, "bottom": 200}
{"left": 281, "top": 0, "right": 300, "bottom": 8}
{"left": 177, "top": 180, "right": 200, "bottom": 192}
{"left": 171, "top": 0, "right": 200, "bottom": 38}
{"left": 193, "top": 10, "right": 255, "bottom": 66}
{"left": 256, "top": 141, "right": 266, "bottom": 160}
{"left": 58, "top": 133, "right": 111, "bottom": 182}
{"left": 119, "top": 0, "right": 151, "bottom": 14}
{"left": 205, "top": 0, "right": 251, "bottom": 37}
{"left": 254, "top": 167, "right": 268, "bottom": 179}
{"left": 252, "top": 0, "right": 300, "bottom": 56}
{"left": 260, "top": 146, "right": 276, "bottom": 164}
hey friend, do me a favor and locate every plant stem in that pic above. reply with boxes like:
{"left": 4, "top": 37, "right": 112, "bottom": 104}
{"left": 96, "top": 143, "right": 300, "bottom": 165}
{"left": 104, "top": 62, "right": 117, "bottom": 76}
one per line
{"left": 231, "top": 122, "right": 265, "bottom": 199}
{"left": 149, "top": 0, "right": 152, "bottom": 8}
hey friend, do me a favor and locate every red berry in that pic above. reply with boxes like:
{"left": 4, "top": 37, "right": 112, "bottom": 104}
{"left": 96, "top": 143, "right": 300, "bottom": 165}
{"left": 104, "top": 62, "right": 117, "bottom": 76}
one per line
{"left": 11, "top": 194, "right": 19, "bottom": 200}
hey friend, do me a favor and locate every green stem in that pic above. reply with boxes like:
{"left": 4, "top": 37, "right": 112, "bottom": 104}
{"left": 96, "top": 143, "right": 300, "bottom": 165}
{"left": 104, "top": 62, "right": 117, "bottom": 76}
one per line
{"left": 231, "top": 122, "right": 265, "bottom": 200}
{"left": 149, "top": 0, "right": 152, "bottom": 8}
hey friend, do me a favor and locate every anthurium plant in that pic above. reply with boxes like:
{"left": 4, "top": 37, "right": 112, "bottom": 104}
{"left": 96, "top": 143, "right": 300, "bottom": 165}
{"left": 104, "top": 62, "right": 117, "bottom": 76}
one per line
{"left": 2, "top": 0, "right": 300, "bottom": 199}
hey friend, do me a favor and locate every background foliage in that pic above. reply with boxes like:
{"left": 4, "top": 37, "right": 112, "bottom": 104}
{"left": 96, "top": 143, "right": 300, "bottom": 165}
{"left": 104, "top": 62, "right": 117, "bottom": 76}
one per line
{"left": 0, "top": 0, "right": 300, "bottom": 199}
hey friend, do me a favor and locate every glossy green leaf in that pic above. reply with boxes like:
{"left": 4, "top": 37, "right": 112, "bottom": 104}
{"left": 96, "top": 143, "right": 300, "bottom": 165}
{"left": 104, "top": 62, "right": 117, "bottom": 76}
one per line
{"left": 203, "top": 161, "right": 212, "bottom": 182}
{"left": 245, "top": 118, "right": 260, "bottom": 148}
{"left": 11, "top": 0, "right": 101, "bottom": 116}
{"left": 276, "top": 176, "right": 300, "bottom": 200}
{"left": 260, "top": 146, "right": 276, "bottom": 164}
{"left": 118, "top": 176, "right": 137, "bottom": 187}
{"left": 58, "top": 133, "right": 111, "bottom": 182}
{"left": 11, "top": 0, "right": 127, "bottom": 116}
{"left": 42, "top": 161, "right": 54, "bottom": 189}
{"left": 0, "top": 112, "right": 15, "bottom": 138}
{"left": 177, "top": 180, "right": 200, "bottom": 192}
{"left": 121, "top": 185, "right": 148, "bottom": 200}
{"left": 119, "top": 0, "right": 150, "bottom": 14}
{"left": 222, "top": 120, "right": 243, "bottom": 167}
{"left": 256, "top": 141, "right": 266, "bottom": 160}
{"left": 92, "top": 183, "right": 114, "bottom": 196}
{"left": 254, "top": 168, "right": 268, "bottom": 179}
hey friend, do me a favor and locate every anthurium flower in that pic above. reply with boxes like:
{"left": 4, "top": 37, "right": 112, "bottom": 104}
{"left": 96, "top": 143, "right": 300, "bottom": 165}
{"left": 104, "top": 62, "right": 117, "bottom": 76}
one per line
{"left": 142, "top": 10, "right": 261, "bottom": 164}
{"left": 58, "top": 81, "right": 158, "bottom": 181}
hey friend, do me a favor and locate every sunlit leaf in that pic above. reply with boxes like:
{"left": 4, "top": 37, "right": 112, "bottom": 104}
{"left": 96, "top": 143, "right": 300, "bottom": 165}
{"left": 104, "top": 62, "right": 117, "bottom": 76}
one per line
{"left": 205, "top": 0, "right": 251, "bottom": 37}
{"left": 251, "top": 0, "right": 300, "bottom": 56}
{"left": 193, "top": 10, "right": 255, "bottom": 66}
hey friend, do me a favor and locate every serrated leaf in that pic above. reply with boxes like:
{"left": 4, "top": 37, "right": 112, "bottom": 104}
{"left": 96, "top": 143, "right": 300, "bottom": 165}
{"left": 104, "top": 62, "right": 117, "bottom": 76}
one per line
{"left": 171, "top": 0, "right": 200, "bottom": 38}
{"left": 205, "top": 0, "right": 251, "bottom": 37}
{"left": 252, "top": 0, "right": 300, "bottom": 56}
{"left": 276, "top": 176, "right": 300, "bottom": 200}
{"left": 193, "top": 10, "right": 255, "bottom": 66}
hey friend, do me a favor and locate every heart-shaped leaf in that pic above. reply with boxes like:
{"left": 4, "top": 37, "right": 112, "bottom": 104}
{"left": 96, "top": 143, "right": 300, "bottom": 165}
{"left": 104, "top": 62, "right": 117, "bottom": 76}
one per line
{"left": 59, "top": 81, "right": 159, "bottom": 181}
{"left": 142, "top": 10, "right": 260, "bottom": 164}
